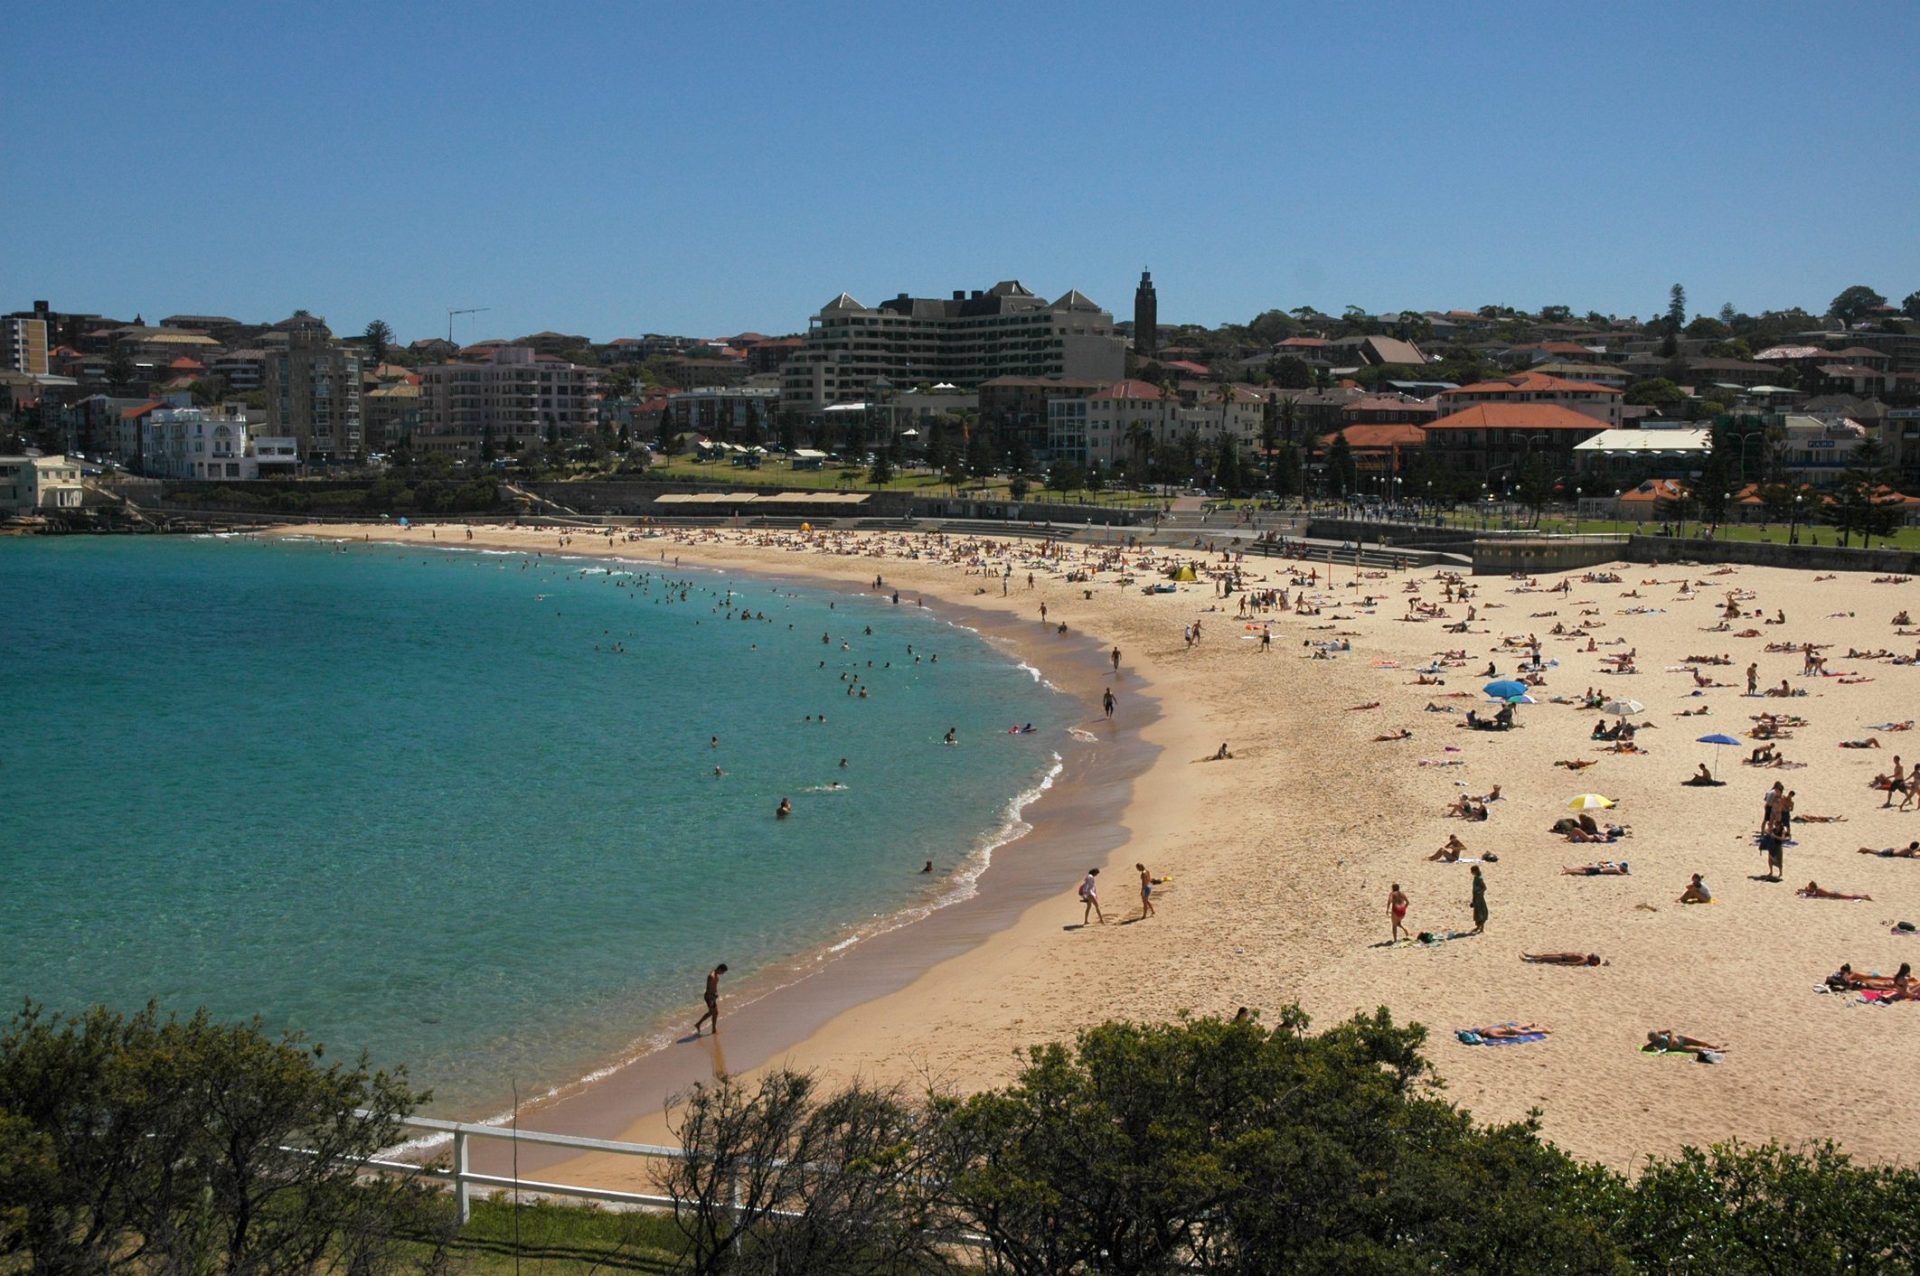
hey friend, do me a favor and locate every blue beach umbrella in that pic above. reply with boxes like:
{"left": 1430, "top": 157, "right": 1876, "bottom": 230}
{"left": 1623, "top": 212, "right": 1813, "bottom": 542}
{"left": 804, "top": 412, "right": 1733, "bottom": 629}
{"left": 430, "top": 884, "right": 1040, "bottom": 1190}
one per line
{"left": 1697, "top": 732, "right": 1741, "bottom": 779}
{"left": 1484, "top": 679, "right": 1528, "bottom": 701}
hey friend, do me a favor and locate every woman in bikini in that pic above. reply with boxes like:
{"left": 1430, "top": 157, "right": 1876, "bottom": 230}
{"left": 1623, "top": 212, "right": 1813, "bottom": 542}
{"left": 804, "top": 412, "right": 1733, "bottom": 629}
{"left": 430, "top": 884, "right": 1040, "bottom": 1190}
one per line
{"left": 1647, "top": 1030, "right": 1725, "bottom": 1055}
{"left": 1798, "top": 882, "right": 1871, "bottom": 900}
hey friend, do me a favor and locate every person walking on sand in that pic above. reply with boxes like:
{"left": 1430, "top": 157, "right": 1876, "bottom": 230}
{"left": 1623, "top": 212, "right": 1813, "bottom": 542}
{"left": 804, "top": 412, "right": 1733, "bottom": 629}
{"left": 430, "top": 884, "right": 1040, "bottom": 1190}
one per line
{"left": 1470, "top": 865, "right": 1489, "bottom": 933}
{"left": 691, "top": 963, "right": 729, "bottom": 1036}
{"left": 1389, "top": 883, "right": 1410, "bottom": 942}
{"left": 1136, "top": 862, "right": 1156, "bottom": 919}
{"left": 1746, "top": 662, "right": 1759, "bottom": 695}
{"left": 1886, "top": 756, "right": 1907, "bottom": 809}
{"left": 1111, "top": 646, "right": 1121, "bottom": 672}
{"left": 1078, "top": 868, "right": 1105, "bottom": 925}
{"left": 1103, "top": 686, "right": 1116, "bottom": 718}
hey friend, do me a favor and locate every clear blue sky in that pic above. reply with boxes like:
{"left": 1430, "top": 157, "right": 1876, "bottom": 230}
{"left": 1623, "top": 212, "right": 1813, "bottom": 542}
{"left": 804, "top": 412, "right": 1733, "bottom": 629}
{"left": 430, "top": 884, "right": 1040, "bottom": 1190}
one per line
{"left": 6, "top": 1, "right": 1916, "bottom": 344}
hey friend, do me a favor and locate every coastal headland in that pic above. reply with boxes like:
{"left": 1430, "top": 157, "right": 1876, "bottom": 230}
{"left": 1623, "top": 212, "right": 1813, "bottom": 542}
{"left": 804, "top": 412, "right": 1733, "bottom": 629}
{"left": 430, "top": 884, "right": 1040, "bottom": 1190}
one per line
{"left": 275, "top": 521, "right": 1920, "bottom": 1176}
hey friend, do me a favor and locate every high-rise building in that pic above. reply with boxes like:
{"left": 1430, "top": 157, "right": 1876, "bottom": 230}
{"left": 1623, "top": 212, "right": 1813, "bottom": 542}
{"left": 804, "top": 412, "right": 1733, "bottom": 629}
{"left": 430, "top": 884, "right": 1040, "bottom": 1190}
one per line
{"left": 265, "top": 316, "right": 362, "bottom": 464}
{"left": 1133, "top": 269, "right": 1158, "bottom": 358}
{"left": 779, "top": 280, "right": 1125, "bottom": 414}
{"left": 2, "top": 313, "right": 50, "bottom": 375}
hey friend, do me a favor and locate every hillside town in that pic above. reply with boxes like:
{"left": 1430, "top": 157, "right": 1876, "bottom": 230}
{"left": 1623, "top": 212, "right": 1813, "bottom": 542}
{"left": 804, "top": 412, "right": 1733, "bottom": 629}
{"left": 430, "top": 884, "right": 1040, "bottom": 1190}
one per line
{"left": 5, "top": 279, "right": 1919, "bottom": 530}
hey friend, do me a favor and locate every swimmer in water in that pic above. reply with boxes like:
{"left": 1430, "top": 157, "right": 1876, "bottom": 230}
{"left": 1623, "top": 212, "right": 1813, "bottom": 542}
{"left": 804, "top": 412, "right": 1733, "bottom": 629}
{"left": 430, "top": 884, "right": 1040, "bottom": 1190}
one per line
{"left": 920, "top": 860, "right": 933, "bottom": 874}
{"left": 944, "top": 727, "right": 957, "bottom": 745}
{"left": 776, "top": 797, "right": 792, "bottom": 819}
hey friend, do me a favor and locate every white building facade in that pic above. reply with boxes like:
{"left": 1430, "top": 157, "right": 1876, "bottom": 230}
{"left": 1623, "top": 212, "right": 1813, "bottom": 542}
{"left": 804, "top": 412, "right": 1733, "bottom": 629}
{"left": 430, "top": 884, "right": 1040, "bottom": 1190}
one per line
{"left": 782, "top": 281, "right": 1126, "bottom": 414}
{"left": 0, "top": 454, "right": 84, "bottom": 511}
{"left": 142, "top": 409, "right": 258, "bottom": 480}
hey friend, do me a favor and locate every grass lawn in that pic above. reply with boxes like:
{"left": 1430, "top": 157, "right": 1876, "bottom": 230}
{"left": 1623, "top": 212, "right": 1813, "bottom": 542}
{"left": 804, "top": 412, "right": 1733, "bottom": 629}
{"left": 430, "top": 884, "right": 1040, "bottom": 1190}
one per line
{"left": 1535, "top": 516, "right": 1920, "bottom": 550}
{"left": 636, "top": 456, "right": 1168, "bottom": 507}
{"left": 397, "top": 1196, "right": 685, "bottom": 1274}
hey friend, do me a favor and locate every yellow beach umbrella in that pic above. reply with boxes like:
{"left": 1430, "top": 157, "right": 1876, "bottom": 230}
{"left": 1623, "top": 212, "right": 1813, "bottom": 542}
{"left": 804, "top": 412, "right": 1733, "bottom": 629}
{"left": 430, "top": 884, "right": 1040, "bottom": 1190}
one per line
{"left": 1567, "top": 793, "right": 1615, "bottom": 810}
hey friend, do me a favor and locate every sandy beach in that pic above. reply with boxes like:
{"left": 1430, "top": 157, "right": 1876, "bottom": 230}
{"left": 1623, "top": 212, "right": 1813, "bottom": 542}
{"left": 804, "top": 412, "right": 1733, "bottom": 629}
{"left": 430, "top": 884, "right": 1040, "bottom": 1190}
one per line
{"left": 275, "top": 520, "right": 1920, "bottom": 1173}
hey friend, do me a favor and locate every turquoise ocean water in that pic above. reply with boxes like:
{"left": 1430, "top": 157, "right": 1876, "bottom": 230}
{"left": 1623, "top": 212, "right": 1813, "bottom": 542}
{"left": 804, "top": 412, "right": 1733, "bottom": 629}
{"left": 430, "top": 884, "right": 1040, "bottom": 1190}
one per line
{"left": 0, "top": 535, "right": 1067, "bottom": 1113}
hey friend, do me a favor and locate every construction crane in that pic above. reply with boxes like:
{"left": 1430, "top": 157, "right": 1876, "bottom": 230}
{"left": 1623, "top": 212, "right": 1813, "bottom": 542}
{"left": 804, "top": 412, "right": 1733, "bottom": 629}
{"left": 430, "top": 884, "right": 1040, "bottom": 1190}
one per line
{"left": 447, "top": 306, "right": 491, "bottom": 344}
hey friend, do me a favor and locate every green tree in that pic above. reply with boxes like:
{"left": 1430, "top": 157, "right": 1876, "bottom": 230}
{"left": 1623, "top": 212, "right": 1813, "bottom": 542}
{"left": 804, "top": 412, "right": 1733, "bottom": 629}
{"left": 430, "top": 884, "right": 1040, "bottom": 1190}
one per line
{"left": 1903, "top": 291, "right": 1920, "bottom": 322}
{"left": 867, "top": 447, "right": 894, "bottom": 487}
{"left": 106, "top": 351, "right": 137, "bottom": 392}
{"left": 1264, "top": 356, "right": 1313, "bottom": 389}
{"left": 0, "top": 1001, "right": 434, "bottom": 1276}
{"left": 1214, "top": 438, "right": 1246, "bottom": 496}
{"left": 362, "top": 319, "right": 393, "bottom": 365}
{"left": 1325, "top": 430, "right": 1357, "bottom": 497}
{"left": 1624, "top": 378, "right": 1687, "bottom": 409}
{"left": 664, "top": 1071, "right": 943, "bottom": 1276}
{"left": 1829, "top": 285, "right": 1887, "bottom": 328}
{"left": 932, "top": 1011, "right": 1622, "bottom": 1276}
{"left": 1615, "top": 1140, "right": 1920, "bottom": 1275}
{"left": 1046, "top": 459, "right": 1083, "bottom": 500}
{"left": 1667, "top": 284, "right": 1688, "bottom": 333}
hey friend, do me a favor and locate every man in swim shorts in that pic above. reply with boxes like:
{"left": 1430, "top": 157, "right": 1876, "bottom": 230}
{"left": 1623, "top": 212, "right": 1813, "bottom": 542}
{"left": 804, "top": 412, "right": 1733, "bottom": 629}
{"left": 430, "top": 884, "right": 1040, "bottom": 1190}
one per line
{"left": 691, "top": 963, "right": 729, "bottom": 1036}
{"left": 1137, "top": 862, "right": 1155, "bottom": 919}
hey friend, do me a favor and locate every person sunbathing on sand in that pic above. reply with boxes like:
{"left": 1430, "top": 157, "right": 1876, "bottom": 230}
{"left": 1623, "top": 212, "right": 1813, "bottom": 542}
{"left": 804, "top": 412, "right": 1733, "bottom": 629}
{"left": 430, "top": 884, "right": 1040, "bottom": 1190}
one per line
{"left": 1562, "top": 862, "right": 1630, "bottom": 876}
{"left": 1375, "top": 727, "right": 1412, "bottom": 741}
{"left": 1684, "top": 763, "right": 1722, "bottom": 786}
{"left": 1468, "top": 1022, "right": 1549, "bottom": 1038}
{"left": 1826, "top": 963, "right": 1910, "bottom": 993}
{"left": 1799, "top": 882, "right": 1871, "bottom": 901}
{"left": 1428, "top": 835, "right": 1469, "bottom": 862}
{"left": 1677, "top": 874, "right": 1712, "bottom": 903}
{"left": 1647, "top": 1030, "right": 1725, "bottom": 1055}
{"left": 1524, "top": 952, "right": 1607, "bottom": 965}
{"left": 1859, "top": 842, "right": 1920, "bottom": 858}
{"left": 1557, "top": 758, "right": 1598, "bottom": 770}
{"left": 1210, "top": 742, "right": 1233, "bottom": 760}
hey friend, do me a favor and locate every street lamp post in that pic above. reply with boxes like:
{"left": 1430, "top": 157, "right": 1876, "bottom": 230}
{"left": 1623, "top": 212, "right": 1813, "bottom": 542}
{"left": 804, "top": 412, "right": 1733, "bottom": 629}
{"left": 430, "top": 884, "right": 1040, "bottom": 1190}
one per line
{"left": 1573, "top": 485, "right": 1582, "bottom": 536}
{"left": 1789, "top": 493, "right": 1804, "bottom": 545}
{"left": 1614, "top": 488, "right": 1622, "bottom": 530}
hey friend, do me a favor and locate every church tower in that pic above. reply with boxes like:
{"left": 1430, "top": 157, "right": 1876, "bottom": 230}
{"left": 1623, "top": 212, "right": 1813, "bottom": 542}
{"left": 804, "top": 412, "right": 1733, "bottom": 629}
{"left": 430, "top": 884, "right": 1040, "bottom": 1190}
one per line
{"left": 1133, "top": 268, "right": 1157, "bottom": 358}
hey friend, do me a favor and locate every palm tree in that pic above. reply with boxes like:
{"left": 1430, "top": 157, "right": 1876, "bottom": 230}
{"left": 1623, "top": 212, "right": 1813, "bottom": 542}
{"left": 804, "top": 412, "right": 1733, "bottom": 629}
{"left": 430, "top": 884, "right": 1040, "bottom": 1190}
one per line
{"left": 1125, "top": 418, "right": 1154, "bottom": 472}
{"left": 1213, "top": 382, "right": 1237, "bottom": 455}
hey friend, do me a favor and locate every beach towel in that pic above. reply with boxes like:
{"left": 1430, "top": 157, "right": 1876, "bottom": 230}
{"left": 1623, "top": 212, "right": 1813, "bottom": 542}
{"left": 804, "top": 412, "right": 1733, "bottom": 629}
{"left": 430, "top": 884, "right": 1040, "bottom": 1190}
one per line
{"left": 1457, "top": 1025, "right": 1547, "bottom": 1046}
{"left": 1641, "top": 1044, "right": 1723, "bottom": 1062}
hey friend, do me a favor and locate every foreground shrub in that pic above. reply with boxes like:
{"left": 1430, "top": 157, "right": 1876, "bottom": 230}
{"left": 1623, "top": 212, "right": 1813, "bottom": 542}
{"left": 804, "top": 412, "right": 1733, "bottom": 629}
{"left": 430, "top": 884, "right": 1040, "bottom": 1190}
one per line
{"left": 0, "top": 1000, "right": 439, "bottom": 1274}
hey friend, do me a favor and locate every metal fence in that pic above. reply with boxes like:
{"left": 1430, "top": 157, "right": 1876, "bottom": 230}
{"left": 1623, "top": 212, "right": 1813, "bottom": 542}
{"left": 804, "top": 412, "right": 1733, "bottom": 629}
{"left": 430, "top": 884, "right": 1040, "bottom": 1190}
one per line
{"left": 361, "top": 1115, "right": 687, "bottom": 1225}
{"left": 357, "top": 1114, "right": 987, "bottom": 1251}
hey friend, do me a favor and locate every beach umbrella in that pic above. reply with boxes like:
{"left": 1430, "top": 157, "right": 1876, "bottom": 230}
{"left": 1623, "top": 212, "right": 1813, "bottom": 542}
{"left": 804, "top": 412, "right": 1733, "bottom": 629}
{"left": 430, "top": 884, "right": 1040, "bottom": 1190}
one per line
{"left": 1484, "top": 679, "right": 1528, "bottom": 700}
{"left": 1567, "top": 793, "right": 1615, "bottom": 810}
{"left": 1602, "top": 698, "right": 1644, "bottom": 716}
{"left": 1697, "top": 731, "right": 1741, "bottom": 780}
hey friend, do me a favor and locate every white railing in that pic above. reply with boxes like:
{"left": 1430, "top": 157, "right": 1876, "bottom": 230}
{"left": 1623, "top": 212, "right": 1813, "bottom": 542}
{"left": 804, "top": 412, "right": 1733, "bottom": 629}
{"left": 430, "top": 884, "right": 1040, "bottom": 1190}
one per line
{"left": 365, "top": 1115, "right": 686, "bottom": 1225}
{"left": 359, "top": 1114, "right": 987, "bottom": 1250}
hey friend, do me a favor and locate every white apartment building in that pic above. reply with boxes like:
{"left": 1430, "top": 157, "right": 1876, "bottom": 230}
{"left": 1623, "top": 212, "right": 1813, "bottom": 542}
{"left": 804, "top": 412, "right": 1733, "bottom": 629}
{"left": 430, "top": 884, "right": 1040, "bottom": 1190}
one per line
{"left": 1047, "top": 381, "right": 1265, "bottom": 469}
{"left": 142, "top": 408, "right": 258, "bottom": 480}
{"left": 418, "top": 346, "right": 600, "bottom": 460}
{"left": 0, "top": 454, "right": 84, "bottom": 511}
{"left": 782, "top": 280, "right": 1126, "bottom": 414}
